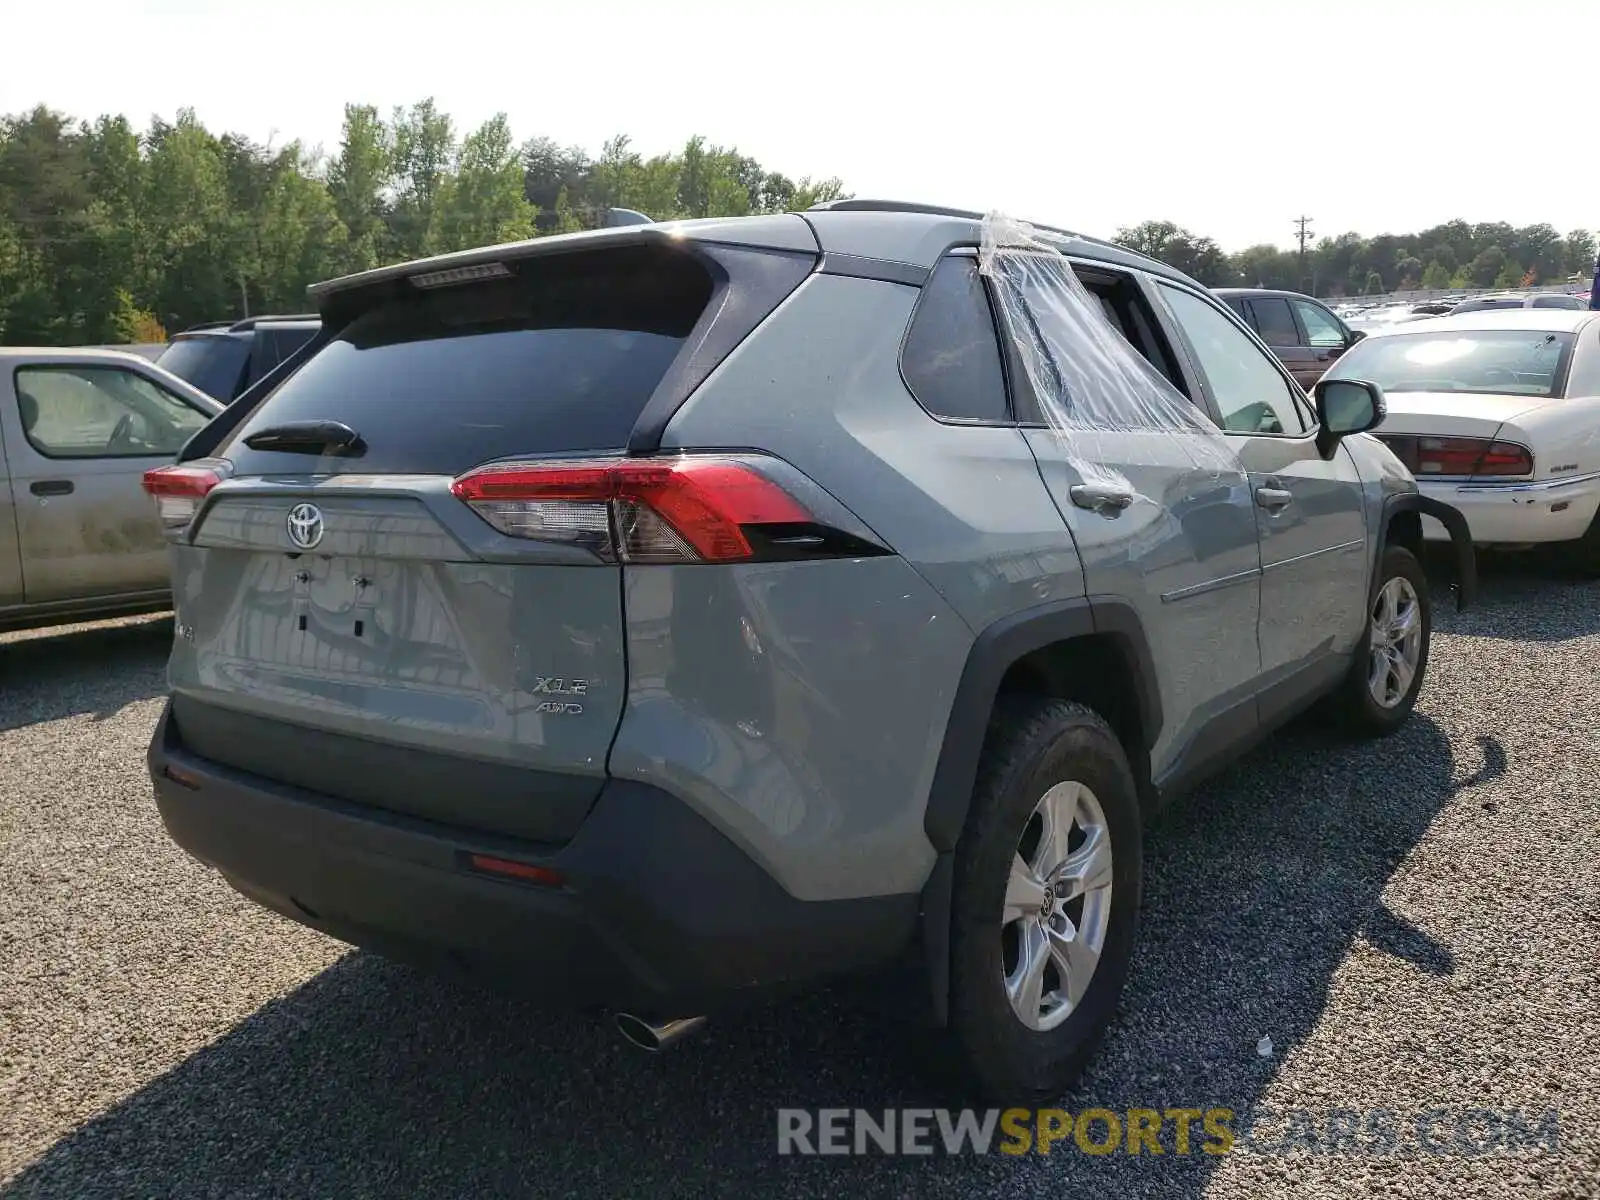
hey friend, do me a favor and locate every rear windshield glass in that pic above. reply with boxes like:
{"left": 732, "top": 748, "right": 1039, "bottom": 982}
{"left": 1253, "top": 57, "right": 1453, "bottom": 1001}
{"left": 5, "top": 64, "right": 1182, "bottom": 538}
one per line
{"left": 1327, "top": 329, "right": 1574, "bottom": 397}
{"left": 221, "top": 244, "right": 713, "bottom": 477}
{"left": 157, "top": 336, "right": 250, "bottom": 401}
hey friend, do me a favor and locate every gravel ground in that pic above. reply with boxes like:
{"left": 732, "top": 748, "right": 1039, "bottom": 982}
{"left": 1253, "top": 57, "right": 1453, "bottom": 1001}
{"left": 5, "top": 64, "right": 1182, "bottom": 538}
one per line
{"left": 1, "top": 560, "right": 1597, "bottom": 1199}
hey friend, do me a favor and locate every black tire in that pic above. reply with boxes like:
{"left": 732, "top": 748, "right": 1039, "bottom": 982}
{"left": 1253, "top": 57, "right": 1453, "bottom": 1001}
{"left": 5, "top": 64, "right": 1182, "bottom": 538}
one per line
{"left": 946, "top": 698, "right": 1142, "bottom": 1104}
{"left": 1330, "top": 545, "right": 1432, "bottom": 736}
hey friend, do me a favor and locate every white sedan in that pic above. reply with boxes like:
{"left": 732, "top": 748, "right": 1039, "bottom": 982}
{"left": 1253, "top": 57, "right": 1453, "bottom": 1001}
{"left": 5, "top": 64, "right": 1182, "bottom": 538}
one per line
{"left": 1322, "top": 309, "right": 1600, "bottom": 571}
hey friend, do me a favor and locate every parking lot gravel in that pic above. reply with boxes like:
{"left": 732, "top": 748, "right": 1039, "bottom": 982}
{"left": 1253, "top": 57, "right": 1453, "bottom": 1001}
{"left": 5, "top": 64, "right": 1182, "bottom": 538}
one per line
{"left": 1, "top": 560, "right": 1597, "bottom": 1199}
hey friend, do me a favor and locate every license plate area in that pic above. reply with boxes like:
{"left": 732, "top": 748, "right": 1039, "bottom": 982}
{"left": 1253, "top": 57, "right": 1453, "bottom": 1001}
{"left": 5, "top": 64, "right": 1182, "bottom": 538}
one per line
{"left": 292, "top": 554, "right": 387, "bottom": 648}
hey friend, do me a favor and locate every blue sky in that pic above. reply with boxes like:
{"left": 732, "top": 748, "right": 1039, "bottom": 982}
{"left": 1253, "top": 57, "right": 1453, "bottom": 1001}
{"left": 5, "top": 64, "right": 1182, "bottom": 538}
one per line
{"left": 6, "top": 0, "right": 1593, "bottom": 251}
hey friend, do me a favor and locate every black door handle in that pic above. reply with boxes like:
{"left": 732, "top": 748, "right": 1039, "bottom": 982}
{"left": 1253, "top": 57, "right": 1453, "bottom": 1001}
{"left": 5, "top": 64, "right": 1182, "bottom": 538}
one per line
{"left": 30, "top": 480, "right": 74, "bottom": 497}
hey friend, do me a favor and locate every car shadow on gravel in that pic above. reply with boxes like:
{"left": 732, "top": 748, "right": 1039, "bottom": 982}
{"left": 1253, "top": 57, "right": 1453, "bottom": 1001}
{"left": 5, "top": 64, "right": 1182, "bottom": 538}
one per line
{"left": 0, "top": 617, "right": 171, "bottom": 732}
{"left": 3, "top": 713, "right": 1497, "bottom": 1199}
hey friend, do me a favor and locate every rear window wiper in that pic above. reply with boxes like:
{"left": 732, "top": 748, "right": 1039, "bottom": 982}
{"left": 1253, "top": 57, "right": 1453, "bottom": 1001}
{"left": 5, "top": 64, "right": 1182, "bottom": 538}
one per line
{"left": 242, "top": 420, "right": 367, "bottom": 456}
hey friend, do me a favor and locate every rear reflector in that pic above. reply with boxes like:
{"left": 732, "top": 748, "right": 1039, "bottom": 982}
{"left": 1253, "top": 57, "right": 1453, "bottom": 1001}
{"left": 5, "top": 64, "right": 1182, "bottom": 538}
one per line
{"left": 141, "top": 460, "right": 232, "bottom": 530}
{"left": 450, "top": 455, "right": 813, "bottom": 563}
{"left": 465, "top": 854, "right": 565, "bottom": 887}
{"left": 161, "top": 764, "right": 202, "bottom": 791}
{"left": 1415, "top": 437, "right": 1533, "bottom": 478}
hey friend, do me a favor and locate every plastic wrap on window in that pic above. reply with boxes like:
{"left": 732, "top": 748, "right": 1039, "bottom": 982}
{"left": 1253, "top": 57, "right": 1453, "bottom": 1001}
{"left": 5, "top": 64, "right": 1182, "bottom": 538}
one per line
{"left": 977, "top": 211, "right": 1240, "bottom": 490}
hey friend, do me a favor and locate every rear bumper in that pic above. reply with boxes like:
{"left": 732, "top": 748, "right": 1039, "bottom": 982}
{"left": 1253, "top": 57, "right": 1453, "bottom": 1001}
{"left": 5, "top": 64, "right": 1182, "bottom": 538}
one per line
{"left": 147, "top": 702, "right": 917, "bottom": 1013}
{"left": 1417, "top": 473, "right": 1600, "bottom": 545}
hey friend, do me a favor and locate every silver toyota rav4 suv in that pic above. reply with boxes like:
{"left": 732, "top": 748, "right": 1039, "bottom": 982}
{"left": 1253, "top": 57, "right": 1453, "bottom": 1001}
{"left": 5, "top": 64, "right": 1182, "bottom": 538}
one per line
{"left": 144, "top": 200, "right": 1474, "bottom": 1101}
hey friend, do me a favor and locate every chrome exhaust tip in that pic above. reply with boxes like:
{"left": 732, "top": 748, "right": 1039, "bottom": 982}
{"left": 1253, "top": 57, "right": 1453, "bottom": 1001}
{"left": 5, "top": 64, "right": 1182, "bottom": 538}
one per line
{"left": 614, "top": 1012, "right": 708, "bottom": 1052}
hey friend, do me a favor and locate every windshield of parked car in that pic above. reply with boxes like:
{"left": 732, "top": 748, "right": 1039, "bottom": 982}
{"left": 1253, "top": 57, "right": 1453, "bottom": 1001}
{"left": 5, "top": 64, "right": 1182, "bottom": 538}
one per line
{"left": 1326, "top": 329, "right": 1574, "bottom": 397}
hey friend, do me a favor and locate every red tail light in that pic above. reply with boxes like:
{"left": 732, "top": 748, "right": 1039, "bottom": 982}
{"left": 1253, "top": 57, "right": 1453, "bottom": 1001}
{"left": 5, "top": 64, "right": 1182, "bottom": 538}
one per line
{"left": 450, "top": 455, "right": 814, "bottom": 563}
{"left": 141, "top": 460, "right": 232, "bottom": 530}
{"left": 1415, "top": 437, "right": 1533, "bottom": 478}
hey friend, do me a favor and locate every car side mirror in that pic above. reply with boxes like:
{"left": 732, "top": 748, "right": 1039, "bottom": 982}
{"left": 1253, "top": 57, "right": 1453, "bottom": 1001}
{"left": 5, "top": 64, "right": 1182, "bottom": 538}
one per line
{"left": 1313, "top": 378, "right": 1385, "bottom": 459}
{"left": 1345, "top": 328, "right": 1366, "bottom": 346}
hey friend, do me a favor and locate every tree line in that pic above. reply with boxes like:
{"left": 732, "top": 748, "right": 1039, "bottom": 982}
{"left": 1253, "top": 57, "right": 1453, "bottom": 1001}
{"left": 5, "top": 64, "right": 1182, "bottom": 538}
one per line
{"left": 1115, "top": 219, "right": 1596, "bottom": 297}
{"left": 0, "top": 101, "right": 845, "bottom": 344}
{"left": 1, "top": 100, "right": 1593, "bottom": 346}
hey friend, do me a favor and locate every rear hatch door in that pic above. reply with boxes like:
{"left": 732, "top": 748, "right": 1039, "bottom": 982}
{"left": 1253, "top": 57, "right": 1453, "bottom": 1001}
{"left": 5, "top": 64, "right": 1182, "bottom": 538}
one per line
{"left": 160, "top": 233, "right": 814, "bottom": 843}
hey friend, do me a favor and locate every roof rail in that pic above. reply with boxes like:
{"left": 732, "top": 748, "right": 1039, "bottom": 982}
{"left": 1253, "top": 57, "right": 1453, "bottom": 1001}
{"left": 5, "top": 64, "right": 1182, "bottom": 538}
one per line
{"left": 803, "top": 198, "right": 1163, "bottom": 269}
{"left": 230, "top": 313, "right": 320, "bottom": 331}
{"left": 178, "top": 320, "right": 235, "bottom": 333}
{"left": 805, "top": 198, "right": 1086, "bottom": 241}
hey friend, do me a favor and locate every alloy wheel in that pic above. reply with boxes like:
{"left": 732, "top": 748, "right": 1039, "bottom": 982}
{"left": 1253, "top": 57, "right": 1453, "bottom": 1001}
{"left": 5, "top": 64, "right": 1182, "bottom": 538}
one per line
{"left": 1367, "top": 574, "right": 1422, "bottom": 709}
{"left": 1000, "top": 780, "right": 1114, "bottom": 1032}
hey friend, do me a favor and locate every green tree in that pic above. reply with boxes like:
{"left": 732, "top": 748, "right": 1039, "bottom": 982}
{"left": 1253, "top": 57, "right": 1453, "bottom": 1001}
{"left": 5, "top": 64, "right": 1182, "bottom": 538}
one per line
{"left": 1233, "top": 244, "right": 1299, "bottom": 289}
{"left": 1420, "top": 261, "right": 1453, "bottom": 290}
{"left": 1114, "top": 220, "right": 1234, "bottom": 286}
{"left": 142, "top": 109, "right": 236, "bottom": 329}
{"left": 390, "top": 98, "right": 456, "bottom": 258}
{"left": 433, "top": 114, "right": 537, "bottom": 252}
{"left": 548, "top": 185, "right": 585, "bottom": 234}
{"left": 589, "top": 134, "right": 643, "bottom": 212}
{"left": 521, "top": 137, "right": 591, "bottom": 212}
{"left": 1562, "top": 229, "right": 1595, "bottom": 278}
{"left": 253, "top": 147, "right": 349, "bottom": 310}
{"left": 327, "top": 104, "right": 393, "bottom": 272}
{"left": 1465, "top": 245, "right": 1507, "bottom": 288}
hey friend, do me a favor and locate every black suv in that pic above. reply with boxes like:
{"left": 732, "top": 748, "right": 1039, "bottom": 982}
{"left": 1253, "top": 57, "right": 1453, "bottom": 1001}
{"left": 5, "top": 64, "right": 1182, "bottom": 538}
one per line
{"left": 1213, "top": 288, "right": 1364, "bottom": 389}
{"left": 155, "top": 315, "right": 321, "bottom": 404}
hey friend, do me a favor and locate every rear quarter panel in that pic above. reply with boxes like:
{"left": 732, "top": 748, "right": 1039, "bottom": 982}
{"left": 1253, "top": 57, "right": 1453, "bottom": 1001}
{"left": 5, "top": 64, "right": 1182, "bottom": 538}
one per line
{"left": 1505, "top": 395, "right": 1600, "bottom": 479}
{"left": 608, "top": 557, "right": 972, "bottom": 901}
{"left": 640, "top": 271, "right": 1092, "bottom": 901}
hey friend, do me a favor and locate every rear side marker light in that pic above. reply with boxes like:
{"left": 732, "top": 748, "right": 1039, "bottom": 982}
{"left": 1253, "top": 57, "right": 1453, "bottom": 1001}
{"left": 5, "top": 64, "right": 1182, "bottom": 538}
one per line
{"left": 141, "top": 460, "right": 231, "bottom": 530}
{"left": 450, "top": 456, "right": 814, "bottom": 564}
{"left": 466, "top": 854, "right": 565, "bottom": 887}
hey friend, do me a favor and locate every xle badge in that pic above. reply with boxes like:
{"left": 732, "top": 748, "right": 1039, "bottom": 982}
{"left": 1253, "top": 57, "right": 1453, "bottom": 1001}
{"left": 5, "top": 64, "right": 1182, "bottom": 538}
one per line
{"left": 531, "top": 676, "right": 588, "bottom": 716}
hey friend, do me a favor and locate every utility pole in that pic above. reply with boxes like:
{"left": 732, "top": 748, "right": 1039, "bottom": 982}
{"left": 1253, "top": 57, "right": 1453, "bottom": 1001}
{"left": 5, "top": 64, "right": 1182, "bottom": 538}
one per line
{"left": 1293, "top": 215, "right": 1314, "bottom": 294}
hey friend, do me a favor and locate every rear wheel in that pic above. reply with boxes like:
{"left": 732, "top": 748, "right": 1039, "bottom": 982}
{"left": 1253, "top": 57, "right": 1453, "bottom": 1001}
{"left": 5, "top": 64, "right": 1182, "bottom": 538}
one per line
{"left": 1330, "top": 545, "right": 1431, "bottom": 736}
{"left": 946, "top": 699, "right": 1141, "bottom": 1103}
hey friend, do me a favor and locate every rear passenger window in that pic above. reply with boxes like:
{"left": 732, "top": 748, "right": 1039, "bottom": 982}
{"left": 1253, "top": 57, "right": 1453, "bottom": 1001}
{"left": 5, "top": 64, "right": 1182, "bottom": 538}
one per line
{"left": 901, "top": 256, "right": 1009, "bottom": 422}
{"left": 1247, "top": 297, "right": 1301, "bottom": 345}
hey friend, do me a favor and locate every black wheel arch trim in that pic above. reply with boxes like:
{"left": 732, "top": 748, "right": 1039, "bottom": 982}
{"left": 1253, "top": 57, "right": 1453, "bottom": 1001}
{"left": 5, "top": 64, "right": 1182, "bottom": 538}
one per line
{"left": 917, "top": 594, "right": 1162, "bottom": 1026}
{"left": 922, "top": 594, "right": 1161, "bottom": 855}
{"left": 1377, "top": 492, "right": 1477, "bottom": 611}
